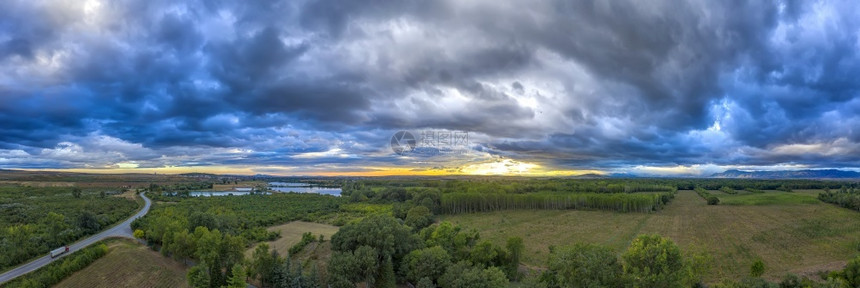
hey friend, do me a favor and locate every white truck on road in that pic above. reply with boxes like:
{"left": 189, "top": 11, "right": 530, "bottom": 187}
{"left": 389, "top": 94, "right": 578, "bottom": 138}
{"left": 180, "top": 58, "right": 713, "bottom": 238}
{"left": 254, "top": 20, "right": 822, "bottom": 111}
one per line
{"left": 49, "top": 246, "right": 69, "bottom": 258}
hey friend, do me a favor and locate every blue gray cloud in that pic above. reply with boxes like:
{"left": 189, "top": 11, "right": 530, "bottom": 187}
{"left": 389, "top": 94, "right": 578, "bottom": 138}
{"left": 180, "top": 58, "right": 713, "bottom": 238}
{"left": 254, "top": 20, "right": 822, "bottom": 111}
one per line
{"left": 1, "top": 0, "right": 859, "bottom": 175}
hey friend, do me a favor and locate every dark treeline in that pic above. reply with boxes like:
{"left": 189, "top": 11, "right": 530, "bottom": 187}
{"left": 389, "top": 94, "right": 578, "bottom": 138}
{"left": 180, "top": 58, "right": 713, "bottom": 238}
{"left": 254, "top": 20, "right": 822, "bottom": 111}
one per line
{"left": 818, "top": 186, "right": 860, "bottom": 211}
{"left": 344, "top": 178, "right": 677, "bottom": 196}
{"left": 146, "top": 182, "right": 214, "bottom": 193}
{"left": 672, "top": 179, "right": 852, "bottom": 191}
{"left": 343, "top": 178, "right": 860, "bottom": 215}
{"left": 719, "top": 186, "right": 738, "bottom": 194}
{"left": 344, "top": 179, "right": 677, "bottom": 214}
{"left": 440, "top": 192, "right": 673, "bottom": 214}
{"left": 694, "top": 187, "right": 720, "bottom": 205}
{"left": 344, "top": 178, "right": 853, "bottom": 197}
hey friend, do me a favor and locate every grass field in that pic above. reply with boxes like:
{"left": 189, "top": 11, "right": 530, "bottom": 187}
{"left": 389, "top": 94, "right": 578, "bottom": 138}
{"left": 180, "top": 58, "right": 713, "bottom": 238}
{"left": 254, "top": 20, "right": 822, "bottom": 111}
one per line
{"left": 442, "top": 190, "right": 860, "bottom": 283}
{"left": 718, "top": 189, "right": 822, "bottom": 205}
{"left": 55, "top": 239, "right": 189, "bottom": 288}
{"left": 245, "top": 221, "right": 340, "bottom": 258}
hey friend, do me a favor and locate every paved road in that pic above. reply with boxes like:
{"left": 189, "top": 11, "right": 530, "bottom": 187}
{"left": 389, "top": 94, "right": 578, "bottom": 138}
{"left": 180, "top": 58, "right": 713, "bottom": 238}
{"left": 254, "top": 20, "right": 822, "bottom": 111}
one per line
{"left": 0, "top": 192, "right": 151, "bottom": 284}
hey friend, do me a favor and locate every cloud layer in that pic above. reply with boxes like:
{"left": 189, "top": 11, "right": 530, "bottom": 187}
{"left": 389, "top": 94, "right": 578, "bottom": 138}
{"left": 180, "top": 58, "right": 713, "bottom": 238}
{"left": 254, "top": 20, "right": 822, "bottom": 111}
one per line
{"left": 1, "top": 0, "right": 859, "bottom": 175}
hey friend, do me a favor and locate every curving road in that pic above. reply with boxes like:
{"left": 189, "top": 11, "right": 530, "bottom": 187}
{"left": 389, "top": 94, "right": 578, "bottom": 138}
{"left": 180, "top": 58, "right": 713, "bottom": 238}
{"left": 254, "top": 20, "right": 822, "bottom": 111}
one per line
{"left": 0, "top": 192, "right": 151, "bottom": 284}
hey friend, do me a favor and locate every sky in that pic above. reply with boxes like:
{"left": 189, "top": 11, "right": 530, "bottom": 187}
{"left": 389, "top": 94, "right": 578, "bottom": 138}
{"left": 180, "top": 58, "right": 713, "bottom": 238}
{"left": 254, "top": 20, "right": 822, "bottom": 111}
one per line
{"left": 1, "top": 0, "right": 860, "bottom": 177}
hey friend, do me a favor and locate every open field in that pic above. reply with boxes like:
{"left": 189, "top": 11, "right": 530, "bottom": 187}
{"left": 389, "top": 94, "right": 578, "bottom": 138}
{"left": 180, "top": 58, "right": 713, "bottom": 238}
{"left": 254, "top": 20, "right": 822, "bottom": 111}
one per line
{"left": 114, "top": 189, "right": 138, "bottom": 200}
{"left": 55, "top": 239, "right": 188, "bottom": 288}
{"left": 0, "top": 181, "right": 75, "bottom": 187}
{"left": 718, "top": 189, "right": 822, "bottom": 205}
{"left": 442, "top": 190, "right": 860, "bottom": 282}
{"left": 245, "top": 221, "right": 340, "bottom": 257}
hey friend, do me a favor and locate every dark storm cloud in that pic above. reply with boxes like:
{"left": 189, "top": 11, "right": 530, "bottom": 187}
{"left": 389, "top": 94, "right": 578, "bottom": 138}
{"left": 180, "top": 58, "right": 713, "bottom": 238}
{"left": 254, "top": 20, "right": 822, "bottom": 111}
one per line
{"left": 1, "top": 0, "right": 860, "bottom": 173}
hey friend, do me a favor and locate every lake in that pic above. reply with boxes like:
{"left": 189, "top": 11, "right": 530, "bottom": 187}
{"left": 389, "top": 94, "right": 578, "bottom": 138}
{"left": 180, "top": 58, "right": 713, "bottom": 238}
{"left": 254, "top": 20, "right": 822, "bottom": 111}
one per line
{"left": 180, "top": 182, "right": 342, "bottom": 197}
{"left": 188, "top": 191, "right": 269, "bottom": 197}
{"left": 268, "top": 182, "right": 342, "bottom": 196}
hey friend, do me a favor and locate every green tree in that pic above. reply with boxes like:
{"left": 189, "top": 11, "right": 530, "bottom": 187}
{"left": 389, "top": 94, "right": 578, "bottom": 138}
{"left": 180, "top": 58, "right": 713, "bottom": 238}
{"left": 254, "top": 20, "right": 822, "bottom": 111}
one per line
{"left": 189, "top": 212, "right": 219, "bottom": 232}
{"left": 187, "top": 264, "right": 210, "bottom": 288}
{"left": 193, "top": 227, "right": 246, "bottom": 288}
{"left": 330, "top": 214, "right": 422, "bottom": 285}
{"left": 42, "top": 212, "right": 70, "bottom": 243}
{"left": 623, "top": 235, "right": 691, "bottom": 288}
{"left": 72, "top": 187, "right": 82, "bottom": 198}
{"left": 378, "top": 256, "right": 397, "bottom": 288}
{"left": 170, "top": 229, "right": 195, "bottom": 265}
{"left": 438, "top": 261, "right": 507, "bottom": 288}
{"left": 750, "top": 259, "right": 765, "bottom": 277}
{"left": 405, "top": 205, "right": 434, "bottom": 230}
{"left": 542, "top": 243, "right": 627, "bottom": 288}
{"left": 133, "top": 229, "right": 145, "bottom": 239}
{"left": 402, "top": 246, "right": 452, "bottom": 284}
{"left": 272, "top": 254, "right": 296, "bottom": 288}
{"left": 355, "top": 245, "right": 380, "bottom": 286}
{"left": 421, "top": 221, "right": 479, "bottom": 260}
{"left": 328, "top": 251, "right": 360, "bottom": 288}
{"left": 306, "top": 264, "right": 321, "bottom": 288}
{"left": 226, "top": 264, "right": 247, "bottom": 288}
{"left": 417, "top": 277, "right": 436, "bottom": 288}
{"left": 505, "top": 237, "right": 524, "bottom": 280}
{"left": 251, "top": 243, "right": 278, "bottom": 287}
{"left": 843, "top": 256, "right": 860, "bottom": 288}
{"left": 707, "top": 196, "right": 720, "bottom": 205}
{"left": 77, "top": 211, "right": 101, "bottom": 233}
{"left": 470, "top": 241, "right": 499, "bottom": 268}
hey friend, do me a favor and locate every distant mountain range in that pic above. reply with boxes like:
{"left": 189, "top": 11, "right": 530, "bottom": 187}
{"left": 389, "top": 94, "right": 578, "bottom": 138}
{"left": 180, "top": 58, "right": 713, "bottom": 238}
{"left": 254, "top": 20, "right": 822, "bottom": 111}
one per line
{"left": 710, "top": 169, "right": 860, "bottom": 179}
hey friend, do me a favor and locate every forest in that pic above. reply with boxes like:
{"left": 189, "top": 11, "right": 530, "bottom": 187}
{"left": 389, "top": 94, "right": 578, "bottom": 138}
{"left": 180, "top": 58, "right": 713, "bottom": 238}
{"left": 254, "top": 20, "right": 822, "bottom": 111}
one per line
{"left": 3, "top": 241, "right": 109, "bottom": 288}
{"left": 0, "top": 185, "right": 137, "bottom": 272}
{"left": 7, "top": 176, "right": 860, "bottom": 288}
{"left": 132, "top": 190, "right": 362, "bottom": 287}
{"left": 132, "top": 192, "right": 347, "bottom": 245}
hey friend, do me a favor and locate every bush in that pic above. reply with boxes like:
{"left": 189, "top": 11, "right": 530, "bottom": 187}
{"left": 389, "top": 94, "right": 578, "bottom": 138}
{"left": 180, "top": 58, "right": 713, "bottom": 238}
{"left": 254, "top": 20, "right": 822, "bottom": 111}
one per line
{"left": 843, "top": 256, "right": 860, "bottom": 288}
{"left": 402, "top": 246, "right": 452, "bottom": 284}
{"left": 750, "top": 259, "right": 765, "bottom": 277}
{"left": 405, "top": 205, "right": 434, "bottom": 230}
{"left": 289, "top": 232, "right": 317, "bottom": 255}
{"left": 438, "top": 261, "right": 507, "bottom": 288}
{"left": 720, "top": 186, "right": 737, "bottom": 195}
{"left": 818, "top": 190, "right": 860, "bottom": 211}
{"left": 623, "top": 235, "right": 692, "bottom": 288}
{"left": 541, "top": 243, "right": 628, "bottom": 288}
{"left": 695, "top": 187, "right": 720, "bottom": 205}
{"left": 707, "top": 196, "right": 721, "bottom": 205}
